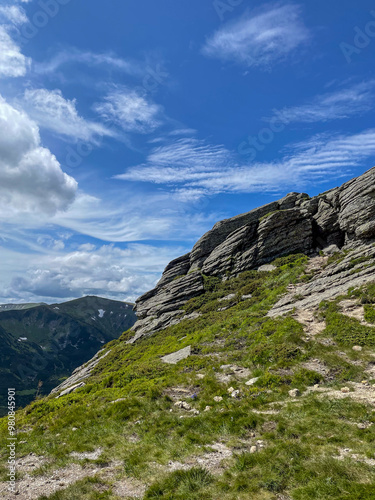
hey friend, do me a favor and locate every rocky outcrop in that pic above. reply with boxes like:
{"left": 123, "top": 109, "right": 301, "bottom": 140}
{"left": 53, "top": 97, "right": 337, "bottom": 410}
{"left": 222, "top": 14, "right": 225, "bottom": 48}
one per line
{"left": 50, "top": 349, "right": 111, "bottom": 396}
{"left": 130, "top": 167, "right": 375, "bottom": 341}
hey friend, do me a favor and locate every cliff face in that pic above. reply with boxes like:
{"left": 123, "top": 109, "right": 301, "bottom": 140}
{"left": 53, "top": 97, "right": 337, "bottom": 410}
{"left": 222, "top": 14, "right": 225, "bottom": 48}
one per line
{"left": 130, "top": 167, "right": 375, "bottom": 342}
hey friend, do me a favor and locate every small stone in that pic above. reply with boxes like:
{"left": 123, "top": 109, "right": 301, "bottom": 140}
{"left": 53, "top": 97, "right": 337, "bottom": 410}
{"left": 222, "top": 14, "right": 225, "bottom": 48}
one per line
{"left": 191, "top": 409, "right": 200, "bottom": 415}
{"left": 196, "top": 374, "right": 205, "bottom": 379}
{"left": 250, "top": 446, "right": 257, "bottom": 454}
{"left": 352, "top": 346, "right": 362, "bottom": 352}
{"left": 288, "top": 389, "right": 300, "bottom": 397}
{"left": 258, "top": 264, "right": 277, "bottom": 272}
{"left": 174, "top": 401, "right": 192, "bottom": 411}
{"left": 357, "top": 423, "right": 367, "bottom": 429}
{"left": 361, "top": 380, "right": 369, "bottom": 385}
{"left": 214, "top": 396, "right": 223, "bottom": 402}
{"left": 245, "top": 377, "right": 259, "bottom": 386}
{"left": 204, "top": 406, "right": 212, "bottom": 412}
{"left": 227, "top": 387, "right": 235, "bottom": 394}
{"left": 341, "top": 387, "right": 350, "bottom": 393}
{"left": 314, "top": 384, "right": 320, "bottom": 389}
{"left": 72, "top": 427, "right": 78, "bottom": 431}
{"left": 231, "top": 390, "right": 241, "bottom": 399}
{"left": 241, "top": 294, "right": 253, "bottom": 300}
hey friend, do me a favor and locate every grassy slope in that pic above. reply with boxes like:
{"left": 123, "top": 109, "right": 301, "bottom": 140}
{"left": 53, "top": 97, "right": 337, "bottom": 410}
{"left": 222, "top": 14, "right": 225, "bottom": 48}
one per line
{"left": 1, "top": 255, "right": 375, "bottom": 499}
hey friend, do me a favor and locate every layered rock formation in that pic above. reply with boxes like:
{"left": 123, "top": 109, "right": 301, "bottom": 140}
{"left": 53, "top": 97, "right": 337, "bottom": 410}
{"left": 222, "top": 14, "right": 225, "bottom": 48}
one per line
{"left": 130, "top": 167, "right": 375, "bottom": 342}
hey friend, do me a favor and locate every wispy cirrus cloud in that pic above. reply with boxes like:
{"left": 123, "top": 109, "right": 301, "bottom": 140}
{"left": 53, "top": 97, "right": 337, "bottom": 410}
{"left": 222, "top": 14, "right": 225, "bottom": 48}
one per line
{"left": 202, "top": 3, "right": 310, "bottom": 69}
{"left": 94, "top": 88, "right": 163, "bottom": 133}
{"left": 0, "top": 25, "right": 30, "bottom": 77}
{"left": 21, "top": 88, "right": 116, "bottom": 143}
{"left": 274, "top": 81, "right": 375, "bottom": 123}
{"left": 0, "top": 4, "right": 28, "bottom": 25}
{"left": 34, "top": 48, "right": 147, "bottom": 77}
{"left": 115, "top": 130, "right": 375, "bottom": 196}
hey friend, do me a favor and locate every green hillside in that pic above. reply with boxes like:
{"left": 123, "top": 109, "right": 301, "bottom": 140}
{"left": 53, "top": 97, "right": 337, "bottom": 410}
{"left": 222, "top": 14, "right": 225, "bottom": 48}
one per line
{"left": 2, "top": 254, "right": 375, "bottom": 499}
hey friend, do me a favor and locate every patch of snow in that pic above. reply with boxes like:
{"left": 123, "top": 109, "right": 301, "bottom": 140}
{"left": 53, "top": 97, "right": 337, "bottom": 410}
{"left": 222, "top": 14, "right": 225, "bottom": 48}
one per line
{"left": 98, "top": 309, "right": 105, "bottom": 318}
{"left": 18, "top": 337, "right": 27, "bottom": 341}
{"left": 54, "top": 307, "right": 59, "bottom": 310}
{"left": 91, "top": 317, "right": 96, "bottom": 321}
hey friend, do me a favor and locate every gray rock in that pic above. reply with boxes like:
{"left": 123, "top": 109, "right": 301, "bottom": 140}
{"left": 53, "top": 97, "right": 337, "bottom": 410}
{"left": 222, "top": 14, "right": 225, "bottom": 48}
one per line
{"left": 352, "top": 345, "right": 363, "bottom": 352}
{"left": 288, "top": 389, "right": 301, "bottom": 397}
{"left": 51, "top": 349, "right": 111, "bottom": 395}
{"left": 218, "top": 294, "right": 236, "bottom": 302}
{"left": 245, "top": 377, "right": 259, "bottom": 386}
{"left": 161, "top": 346, "right": 191, "bottom": 365}
{"left": 130, "top": 167, "right": 375, "bottom": 342}
{"left": 257, "top": 264, "right": 277, "bottom": 272}
{"left": 55, "top": 382, "right": 86, "bottom": 399}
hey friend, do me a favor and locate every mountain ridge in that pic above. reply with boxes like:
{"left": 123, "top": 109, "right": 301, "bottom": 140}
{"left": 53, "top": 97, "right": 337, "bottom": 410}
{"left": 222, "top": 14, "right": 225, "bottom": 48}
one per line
{"left": 130, "top": 167, "right": 375, "bottom": 342}
{"left": 0, "top": 295, "right": 137, "bottom": 414}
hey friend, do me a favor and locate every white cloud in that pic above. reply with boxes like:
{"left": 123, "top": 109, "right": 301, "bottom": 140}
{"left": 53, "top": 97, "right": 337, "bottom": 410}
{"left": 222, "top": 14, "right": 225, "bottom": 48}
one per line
{"left": 0, "top": 25, "right": 30, "bottom": 77}
{"left": 51, "top": 191, "right": 217, "bottom": 243}
{"left": 2, "top": 243, "right": 188, "bottom": 302}
{"left": 115, "top": 131, "right": 375, "bottom": 195}
{"left": 22, "top": 88, "right": 115, "bottom": 142}
{"left": 94, "top": 88, "right": 163, "bottom": 133}
{"left": 0, "top": 95, "right": 77, "bottom": 215}
{"left": 0, "top": 5, "right": 28, "bottom": 25}
{"left": 202, "top": 3, "right": 310, "bottom": 69}
{"left": 34, "top": 49, "right": 145, "bottom": 77}
{"left": 275, "top": 82, "right": 375, "bottom": 123}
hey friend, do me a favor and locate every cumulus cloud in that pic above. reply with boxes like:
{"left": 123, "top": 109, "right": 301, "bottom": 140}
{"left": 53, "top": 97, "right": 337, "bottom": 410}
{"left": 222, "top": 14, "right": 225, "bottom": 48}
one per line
{"left": 94, "top": 88, "right": 163, "bottom": 133}
{"left": 202, "top": 3, "right": 310, "bottom": 69}
{"left": 3, "top": 243, "right": 187, "bottom": 302}
{"left": 22, "top": 88, "right": 115, "bottom": 142}
{"left": 0, "top": 95, "right": 77, "bottom": 214}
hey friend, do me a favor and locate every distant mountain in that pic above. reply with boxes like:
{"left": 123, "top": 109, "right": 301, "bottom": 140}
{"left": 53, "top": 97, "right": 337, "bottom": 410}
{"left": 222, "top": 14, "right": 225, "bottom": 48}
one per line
{"left": 0, "top": 296, "right": 136, "bottom": 415}
{"left": 0, "top": 303, "right": 46, "bottom": 312}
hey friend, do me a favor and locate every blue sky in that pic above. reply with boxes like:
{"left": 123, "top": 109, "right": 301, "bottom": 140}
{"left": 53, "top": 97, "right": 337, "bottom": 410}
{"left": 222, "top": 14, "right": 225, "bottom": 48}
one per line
{"left": 0, "top": 0, "right": 375, "bottom": 303}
